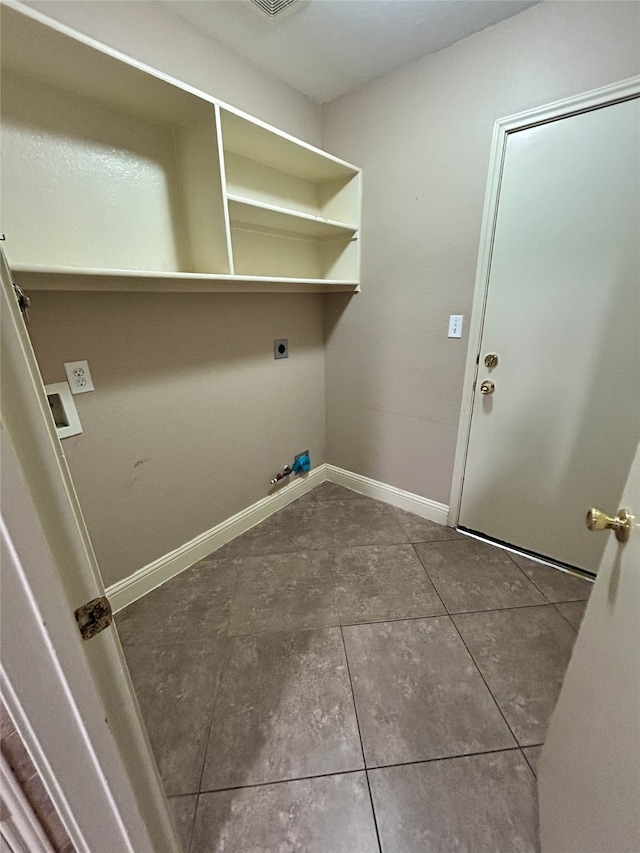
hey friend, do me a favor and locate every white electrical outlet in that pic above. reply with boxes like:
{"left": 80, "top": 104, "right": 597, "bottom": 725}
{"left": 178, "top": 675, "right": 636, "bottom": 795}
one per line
{"left": 64, "top": 360, "right": 95, "bottom": 394}
{"left": 448, "top": 315, "right": 463, "bottom": 338}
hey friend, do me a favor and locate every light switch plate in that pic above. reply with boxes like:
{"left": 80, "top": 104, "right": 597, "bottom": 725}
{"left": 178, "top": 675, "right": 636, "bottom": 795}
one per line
{"left": 64, "top": 359, "right": 95, "bottom": 394}
{"left": 448, "top": 315, "right": 463, "bottom": 338}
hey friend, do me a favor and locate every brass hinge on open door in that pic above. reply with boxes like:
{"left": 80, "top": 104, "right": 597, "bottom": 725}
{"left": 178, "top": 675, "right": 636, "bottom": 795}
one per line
{"left": 12, "top": 282, "right": 31, "bottom": 324}
{"left": 75, "top": 596, "right": 113, "bottom": 640}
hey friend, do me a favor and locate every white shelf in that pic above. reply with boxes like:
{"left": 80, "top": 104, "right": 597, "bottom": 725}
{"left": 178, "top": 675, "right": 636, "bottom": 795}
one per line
{"left": 219, "top": 110, "right": 362, "bottom": 281}
{"left": 220, "top": 108, "right": 357, "bottom": 183}
{"left": 227, "top": 195, "right": 358, "bottom": 239}
{"left": 1, "top": 4, "right": 206, "bottom": 127}
{"left": 12, "top": 266, "right": 360, "bottom": 294}
{"left": 0, "top": 5, "right": 362, "bottom": 291}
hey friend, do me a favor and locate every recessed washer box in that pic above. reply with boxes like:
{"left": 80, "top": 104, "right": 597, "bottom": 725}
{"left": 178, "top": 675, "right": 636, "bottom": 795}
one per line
{"left": 45, "top": 382, "right": 83, "bottom": 439}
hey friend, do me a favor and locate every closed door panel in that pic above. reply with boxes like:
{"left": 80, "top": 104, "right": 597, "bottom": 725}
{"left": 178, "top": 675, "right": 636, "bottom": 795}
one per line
{"left": 459, "top": 97, "right": 639, "bottom": 573}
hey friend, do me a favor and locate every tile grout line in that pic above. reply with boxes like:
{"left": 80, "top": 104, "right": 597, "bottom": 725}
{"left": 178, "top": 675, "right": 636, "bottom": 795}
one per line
{"left": 187, "top": 678, "right": 222, "bottom": 853}
{"left": 449, "top": 615, "right": 524, "bottom": 750}
{"left": 341, "top": 603, "right": 576, "bottom": 635}
{"left": 361, "top": 744, "right": 527, "bottom": 774}
{"left": 186, "top": 590, "right": 240, "bottom": 852}
{"left": 551, "top": 602, "right": 581, "bottom": 633}
{"left": 177, "top": 767, "right": 366, "bottom": 798}
{"left": 448, "top": 601, "right": 569, "bottom": 617}
{"left": 122, "top": 602, "right": 572, "bottom": 645}
{"left": 187, "top": 743, "right": 531, "bottom": 797}
{"left": 408, "top": 536, "right": 465, "bottom": 544}
{"left": 504, "top": 551, "right": 590, "bottom": 623}
{"left": 341, "top": 600, "right": 565, "bottom": 626}
{"left": 411, "top": 542, "right": 582, "bottom": 618}
{"left": 413, "top": 538, "right": 547, "bottom": 607}
{"left": 410, "top": 543, "right": 450, "bottom": 612}
{"left": 339, "top": 625, "right": 384, "bottom": 853}
{"left": 504, "top": 550, "right": 557, "bottom": 603}
{"left": 409, "top": 543, "right": 525, "bottom": 751}
{"left": 167, "top": 743, "right": 544, "bottom": 800}
{"left": 520, "top": 743, "right": 542, "bottom": 778}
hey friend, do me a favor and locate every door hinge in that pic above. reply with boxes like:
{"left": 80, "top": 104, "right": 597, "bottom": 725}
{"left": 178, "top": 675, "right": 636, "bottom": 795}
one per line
{"left": 12, "top": 282, "right": 31, "bottom": 324}
{"left": 75, "top": 596, "right": 113, "bottom": 640}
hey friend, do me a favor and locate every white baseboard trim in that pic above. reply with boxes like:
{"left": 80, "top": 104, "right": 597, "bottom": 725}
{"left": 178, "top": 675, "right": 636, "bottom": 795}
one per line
{"left": 107, "top": 465, "right": 327, "bottom": 613}
{"left": 0, "top": 751, "right": 56, "bottom": 853}
{"left": 325, "top": 465, "right": 450, "bottom": 525}
{"left": 107, "top": 464, "right": 450, "bottom": 613}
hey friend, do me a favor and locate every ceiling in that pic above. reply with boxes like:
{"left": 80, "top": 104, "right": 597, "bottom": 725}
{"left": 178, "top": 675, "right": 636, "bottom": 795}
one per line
{"left": 165, "top": 0, "right": 539, "bottom": 104}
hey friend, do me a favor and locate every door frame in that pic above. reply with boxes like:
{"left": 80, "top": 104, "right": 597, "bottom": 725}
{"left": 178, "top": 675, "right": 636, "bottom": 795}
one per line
{"left": 448, "top": 75, "right": 640, "bottom": 527}
{"left": 0, "top": 251, "right": 181, "bottom": 852}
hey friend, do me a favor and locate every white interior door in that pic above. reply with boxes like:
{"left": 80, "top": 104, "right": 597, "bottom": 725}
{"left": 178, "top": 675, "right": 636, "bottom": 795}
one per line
{"left": 538, "top": 442, "right": 640, "bottom": 851}
{"left": 458, "top": 95, "right": 639, "bottom": 573}
{"left": 0, "top": 249, "right": 180, "bottom": 852}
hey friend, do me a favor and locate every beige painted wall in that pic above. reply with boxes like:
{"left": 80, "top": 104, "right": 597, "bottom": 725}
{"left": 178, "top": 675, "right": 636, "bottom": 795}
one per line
{"left": 322, "top": 0, "right": 640, "bottom": 506}
{"left": 22, "top": 0, "right": 321, "bottom": 144}
{"left": 17, "top": 1, "right": 325, "bottom": 588}
{"left": 30, "top": 293, "right": 325, "bottom": 588}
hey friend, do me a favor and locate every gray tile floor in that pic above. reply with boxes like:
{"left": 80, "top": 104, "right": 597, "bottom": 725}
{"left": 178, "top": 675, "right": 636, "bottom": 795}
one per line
{"left": 116, "top": 482, "right": 593, "bottom": 852}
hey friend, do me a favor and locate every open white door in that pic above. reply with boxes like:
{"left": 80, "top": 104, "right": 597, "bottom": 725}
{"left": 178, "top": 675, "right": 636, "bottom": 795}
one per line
{"left": 539, "top": 442, "right": 639, "bottom": 851}
{"left": 0, "top": 249, "right": 181, "bottom": 852}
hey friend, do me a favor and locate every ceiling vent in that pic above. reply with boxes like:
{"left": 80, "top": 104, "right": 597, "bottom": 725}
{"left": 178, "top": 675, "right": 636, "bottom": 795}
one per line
{"left": 249, "top": 0, "right": 299, "bottom": 18}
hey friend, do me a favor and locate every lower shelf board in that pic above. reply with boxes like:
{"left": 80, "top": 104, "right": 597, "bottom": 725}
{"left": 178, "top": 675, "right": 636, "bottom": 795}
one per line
{"left": 11, "top": 266, "right": 361, "bottom": 294}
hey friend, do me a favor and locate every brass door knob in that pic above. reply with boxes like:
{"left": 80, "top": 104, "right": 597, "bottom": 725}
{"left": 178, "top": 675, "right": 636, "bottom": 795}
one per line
{"left": 586, "top": 507, "right": 633, "bottom": 543}
{"left": 480, "top": 380, "right": 495, "bottom": 395}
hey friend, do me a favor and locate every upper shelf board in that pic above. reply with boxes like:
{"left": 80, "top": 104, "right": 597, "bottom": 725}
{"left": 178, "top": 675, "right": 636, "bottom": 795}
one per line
{"left": 11, "top": 266, "right": 360, "bottom": 293}
{"left": 227, "top": 196, "right": 358, "bottom": 239}
{"left": 1, "top": 4, "right": 211, "bottom": 127}
{"left": 220, "top": 109, "right": 359, "bottom": 183}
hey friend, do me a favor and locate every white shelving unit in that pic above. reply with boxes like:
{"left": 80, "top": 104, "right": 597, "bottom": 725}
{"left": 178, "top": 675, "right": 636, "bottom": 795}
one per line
{"left": 0, "top": 4, "right": 362, "bottom": 293}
